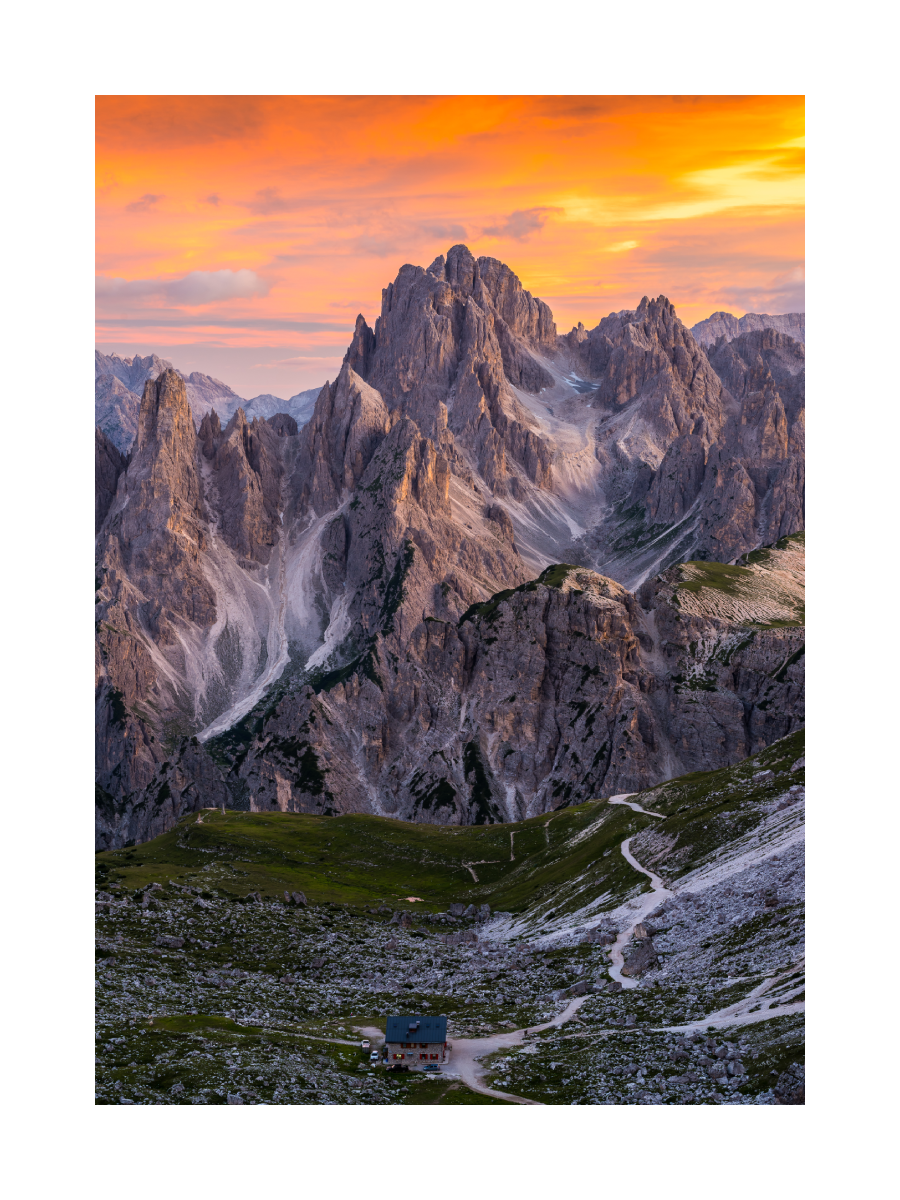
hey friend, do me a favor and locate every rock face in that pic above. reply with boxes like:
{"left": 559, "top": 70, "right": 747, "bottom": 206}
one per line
{"left": 95, "top": 428, "right": 126, "bottom": 533}
{"left": 346, "top": 245, "right": 556, "bottom": 496}
{"left": 691, "top": 311, "right": 805, "bottom": 348}
{"left": 557, "top": 299, "right": 805, "bottom": 581}
{"left": 95, "top": 371, "right": 297, "bottom": 845}
{"left": 95, "top": 246, "right": 804, "bottom": 848}
{"left": 223, "top": 552, "right": 803, "bottom": 827}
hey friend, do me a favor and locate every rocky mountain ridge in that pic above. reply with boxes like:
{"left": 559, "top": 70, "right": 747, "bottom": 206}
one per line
{"left": 96, "top": 245, "right": 804, "bottom": 849}
{"left": 95, "top": 349, "right": 319, "bottom": 452}
{"left": 690, "top": 311, "right": 805, "bottom": 348}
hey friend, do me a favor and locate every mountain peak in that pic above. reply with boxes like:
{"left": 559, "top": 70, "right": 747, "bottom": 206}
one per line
{"left": 691, "top": 310, "right": 805, "bottom": 348}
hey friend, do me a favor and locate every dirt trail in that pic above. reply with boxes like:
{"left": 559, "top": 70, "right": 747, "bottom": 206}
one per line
{"left": 603, "top": 825, "right": 805, "bottom": 1029}
{"left": 656, "top": 960, "right": 806, "bottom": 1032}
{"left": 248, "top": 1026, "right": 361, "bottom": 1047}
{"left": 608, "top": 793, "right": 661, "bottom": 818}
{"left": 606, "top": 836, "right": 674, "bottom": 989}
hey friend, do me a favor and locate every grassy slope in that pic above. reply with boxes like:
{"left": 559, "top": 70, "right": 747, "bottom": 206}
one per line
{"left": 96, "top": 728, "right": 804, "bottom": 922}
{"left": 627, "top": 728, "right": 805, "bottom": 877}
{"left": 96, "top": 800, "right": 653, "bottom": 915}
{"left": 675, "top": 531, "right": 805, "bottom": 627}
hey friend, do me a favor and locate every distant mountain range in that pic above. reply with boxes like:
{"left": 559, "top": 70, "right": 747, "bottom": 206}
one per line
{"left": 95, "top": 349, "right": 320, "bottom": 453}
{"left": 690, "top": 311, "right": 804, "bottom": 348}
{"left": 95, "top": 246, "right": 804, "bottom": 849}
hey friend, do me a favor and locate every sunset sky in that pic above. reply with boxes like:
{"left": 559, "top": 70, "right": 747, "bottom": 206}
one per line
{"left": 96, "top": 95, "right": 804, "bottom": 399}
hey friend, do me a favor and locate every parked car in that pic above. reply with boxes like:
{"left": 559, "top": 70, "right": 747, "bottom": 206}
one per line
{"left": 423, "top": 1064, "right": 439, "bottom": 1072}
{"left": 360, "top": 1039, "right": 371, "bottom": 1050}
{"left": 369, "top": 1050, "right": 380, "bottom": 1063}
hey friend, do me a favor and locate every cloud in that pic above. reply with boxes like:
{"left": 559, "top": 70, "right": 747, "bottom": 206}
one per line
{"left": 419, "top": 221, "right": 467, "bottom": 240}
{"left": 96, "top": 315, "right": 348, "bottom": 335}
{"left": 205, "top": 194, "right": 220, "bottom": 205}
{"left": 125, "top": 193, "right": 164, "bottom": 213}
{"left": 350, "top": 235, "right": 405, "bottom": 258}
{"left": 96, "top": 269, "right": 269, "bottom": 308}
{"left": 482, "top": 207, "right": 560, "bottom": 241}
{"left": 167, "top": 270, "right": 267, "bottom": 305}
{"left": 718, "top": 266, "right": 805, "bottom": 317}
{"left": 242, "top": 188, "right": 302, "bottom": 215}
{"left": 97, "top": 96, "right": 268, "bottom": 151}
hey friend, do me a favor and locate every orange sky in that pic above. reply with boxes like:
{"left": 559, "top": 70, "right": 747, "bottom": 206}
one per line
{"left": 96, "top": 95, "right": 804, "bottom": 399}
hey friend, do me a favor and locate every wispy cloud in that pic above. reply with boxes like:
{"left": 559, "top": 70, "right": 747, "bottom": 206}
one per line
{"left": 242, "top": 188, "right": 303, "bottom": 215}
{"left": 96, "top": 269, "right": 269, "bottom": 307}
{"left": 125, "top": 193, "right": 164, "bottom": 213}
{"left": 483, "top": 207, "right": 560, "bottom": 241}
{"left": 419, "top": 221, "right": 467, "bottom": 240}
{"left": 717, "top": 266, "right": 805, "bottom": 316}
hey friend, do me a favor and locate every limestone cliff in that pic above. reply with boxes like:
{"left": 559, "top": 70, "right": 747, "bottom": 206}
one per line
{"left": 95, "top": 246, "right": 804, "bottom": 849}
{"left": 204, "top": 540, "right": 803, "bottom": 830}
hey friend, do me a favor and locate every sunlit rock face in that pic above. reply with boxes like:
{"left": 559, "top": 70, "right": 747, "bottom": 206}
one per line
{"left": 95, "top": 248, "right": 804, "bottom": 848}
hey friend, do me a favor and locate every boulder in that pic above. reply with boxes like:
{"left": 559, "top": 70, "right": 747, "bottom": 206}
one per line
{"left": 621, "top": 937, "right": 659, "bottom": 978}
{"left": 774, "top": 1063, "right": 805, "bottom": 1105}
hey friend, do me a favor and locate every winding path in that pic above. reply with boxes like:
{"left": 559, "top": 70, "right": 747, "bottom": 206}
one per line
{"left": 607, "top": 835, "right": 674, "bottom": 989}
{"left": 608, "top": 792, "right": 662, "bottom": 818}
{"left": 350, "top": 803, "right": 803, "bottom": 1104}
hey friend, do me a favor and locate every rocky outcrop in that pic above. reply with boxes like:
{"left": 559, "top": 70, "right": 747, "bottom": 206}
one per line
{"left": 198, "top": 407, "right": 286, "bottom": 566}
{"left": 571, "top": 296, "right": 724, "bottom": 424}
{"left": 293, "top": 366, "right": 393, "bottom": 514}
{"left": 94, "top": 372, "right": 305, "bottom": 848}
{"left": 691, "top": 311, "right": 805, "bottom": 347}
{"left": 621, "top": 935, "right": 659, "bottom": 978}
{"left": 559, "top": 301, "right": 805, "bottom": 580}
{"left": 343, "top": 244, "right": 555, "bottom": 495}
{"left": 213, "top": 545, "right": 803, "bottom": 828}
{"left": 705, "top": 330, "right": 805, "bottom": 550}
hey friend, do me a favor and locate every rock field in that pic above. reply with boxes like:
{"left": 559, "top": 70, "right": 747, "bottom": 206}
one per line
{"left": 96, "top": 732, "right": 804, "bottom": 1104}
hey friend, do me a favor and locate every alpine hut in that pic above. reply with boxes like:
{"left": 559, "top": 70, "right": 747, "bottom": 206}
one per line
{"left": 384, "top": 1014, "right": 449, "bottom": 1069}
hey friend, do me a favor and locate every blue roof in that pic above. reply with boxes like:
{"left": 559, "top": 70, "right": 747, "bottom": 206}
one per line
{"left": 385, "top": 1014, "right": 447, "bottom": 1043}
